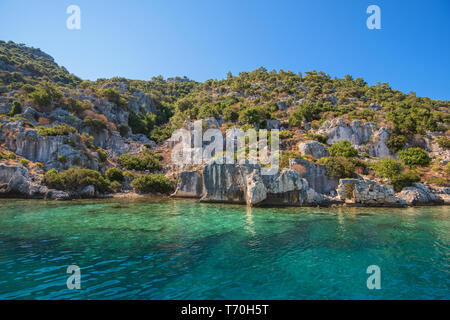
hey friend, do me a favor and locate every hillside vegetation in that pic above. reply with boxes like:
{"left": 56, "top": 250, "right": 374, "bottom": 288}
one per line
{"left": 0, "top": 40, "right": 449, "bottom": 197}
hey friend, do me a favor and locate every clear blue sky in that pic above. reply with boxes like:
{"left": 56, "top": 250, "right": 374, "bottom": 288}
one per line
{"left": 0, "top": 0, "right": 449, "bottom": 100}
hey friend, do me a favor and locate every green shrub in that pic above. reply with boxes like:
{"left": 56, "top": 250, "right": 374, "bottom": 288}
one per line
{"left": 64, "top": 97, "right": 88, "bottom": 115}
{"left": 435, "top": 136, "right": 450, "bottom": 149}
{"left": 390, "top": 171, "right": 420, "bottom": 192}
{"left": 29, "top": 83, "right": 62, "bottom": 107}
{"left": 7, "top": 153, "right": 16, "bottom": 160}
{"left": 57, "top": 155, "right": 67, "bottom": 164}
{"left": 82, "top": 116, "right": 107, "bottom": 133}
{"left": 280, "top": 151, "right": 304, "bottom": 169}
{"left": 279, "top": 130, "right": 294, "bottom": 139}
{"left": 320, "top": 157, "right": 356, "bottom": 179}
{"left": 427, "top": 176, "right": 448, "bottom": 187}
{"left": 305, "top": 133, "right": 328, "bottom": 144}
{"left": 97, "top": 149, "right": 108, "bottom": 162}
{"left": 109, "top": 180, "right": 122, "bottom": 193}
{"left": 105, "top": 167, "right": 124, "bottom": 182}
{"left": 38, "top": 124, "right": 77, "bottom": 136}
{"left": 8, "top": 101, "right": 21, "bottom": 116}
{"left": 102, "top": 88, "right": 128, "bottom": 108}
{"left": 373, "top": 158, "right": 403, "bottom": 179}
{"left": 386, "top": 134, "right": 407, "bottom": 153}
{"left": 328, "top": 140, "right": 358, "bottom": 158}
{"left": 19, "top": 159, "right": 29, "bottom": 167}
{"left": 131, "top": 174, "right": 173, "bottom": 194}
{"left": 118, "top": 151, "right": 163, "bottom": 171}
{"left": 398, "top": 147, "right": 431, "bottom": 167}
{"left": 42, "top": 168, "right": 110, "bottom": 193}
{"left": 445, "top": 163, "right": 450, "bottom": 175}
{"left": 119, "top": 125, "right": 130, "bottom": 137}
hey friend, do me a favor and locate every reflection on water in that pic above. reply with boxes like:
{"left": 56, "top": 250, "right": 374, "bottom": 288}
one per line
{"left": 0, "top": 198, "right": 448, "bottom": 300}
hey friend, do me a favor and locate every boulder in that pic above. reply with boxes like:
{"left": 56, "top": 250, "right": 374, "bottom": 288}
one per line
{"left": 396, "top": 183, "right": 444, "bottom": 205}
{"left": 298, "top": 141, "right": 329, "bottom": 159}
{"left": 80, "top": 185, "right": 96, "bottom": 198}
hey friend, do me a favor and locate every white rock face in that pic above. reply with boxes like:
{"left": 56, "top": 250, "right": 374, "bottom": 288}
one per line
{"left": 298, "top": 141, "right": 329, "bottom": 159}
{"left": 369, "top": 128, "right": 392, "bottom": 159}
{"left": 172, "top": 170, "right": 204, "bottom": 198}
{"left": 317, "top": 118, "right": 376, "bottom": 146}
{"left": 246, "top": 171, "right": 267, "bottom": 205}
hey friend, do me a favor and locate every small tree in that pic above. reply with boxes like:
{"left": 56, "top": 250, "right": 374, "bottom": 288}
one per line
{"left": 373, "top": 158, "right": 403, "bottom": 179}
{"left": 398, "top": 147, "right": 431, "bottom": 167}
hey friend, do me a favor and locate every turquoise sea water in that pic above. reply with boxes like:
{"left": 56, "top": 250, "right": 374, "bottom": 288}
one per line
{"left": 0, "top": 198, "right": 448, "bottom": 300}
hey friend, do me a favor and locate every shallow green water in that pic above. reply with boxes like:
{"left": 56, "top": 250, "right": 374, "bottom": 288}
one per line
{"left": 0, "top": 198, "right": 448, "bottom": 299}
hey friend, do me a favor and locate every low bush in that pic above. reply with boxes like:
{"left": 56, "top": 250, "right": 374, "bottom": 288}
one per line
{"left": 118, "top": 151, "right": 163, "bottom": 171}
{"left": 105, "top": 167, "right": 124, "bottom": 182}
{"left": 8, "top": 101, "right": 21, "bottom": 116}
{"left": 82, "top": 116, "right": 107, "bottom": 133}
{"left": 279, "top": 130, "right": 294, "bottom": 139}
{"left": 131, "top": 174, "right": 173, "bottom": 194}
{"left": 435, "top": 136, "right": 450, "bottom": 149}
{"left": 328, "top": 140, "right": 358, "bottom": 158}
{"left": 109, "top": 180, "right": 122, "bottom": 193}
{"left": 19, "top": 159, "right": 29, "bottom": 167}
{"left": 320, "top": 156, "right": 356, "bottom": 179}
{"left": 390, "top": 171, "right": 420, "bottom": 192}
{"left": 305, "top": 133, "right": 328, "bottom": 144}
{"left": 42, "top": 168, "right": 110, "bottom": 193}
{"left": 398, "top": 147, "right": 431, "bottom": 167}
{"left": 97, "top": 149, "right": 108, "bottom": 162}
{"left": 373, "top": 158, "right": 403, "bottom": 179}
{"left": 38, "top": 124, "right": 77, "bottom": 136}
{"left": 386, "top": 134, "right": 407, "bottom": 153}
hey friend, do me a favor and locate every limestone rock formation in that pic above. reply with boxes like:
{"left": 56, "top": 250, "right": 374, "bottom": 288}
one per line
{"left": 368, "top": 127, "right": 392, "bottom": 158}
{"left": 337, "top": 178, "right": 406, "bottom": 206}
{"left": 173, "top": 162, "right": 323, "bottom": 206}
{"left": 172, "top": 170, "right": 204, "bottom": 198}
{"left": 317, "top": 118, "right": 376, "bottom": 146}
{"left": 298, "top": 141, "right": 329, "bottom": 159}
{"left": 0, "top": 164, "right": 69, "bottom": 200}
{"left": 397, "top": 183, "right": 444, "bottom": 205}
{"left": 289, "top": 158, "right": 338, "bottom": 194}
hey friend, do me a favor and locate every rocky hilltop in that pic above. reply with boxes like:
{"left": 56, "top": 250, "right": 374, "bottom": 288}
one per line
{"left": 0, "top": 40, "right": 449, "bottom": 206}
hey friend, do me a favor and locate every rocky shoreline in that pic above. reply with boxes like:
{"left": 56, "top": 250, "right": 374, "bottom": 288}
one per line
{"left": 1, "top": 160, "right": 449, "bottom": 207}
